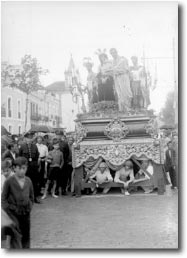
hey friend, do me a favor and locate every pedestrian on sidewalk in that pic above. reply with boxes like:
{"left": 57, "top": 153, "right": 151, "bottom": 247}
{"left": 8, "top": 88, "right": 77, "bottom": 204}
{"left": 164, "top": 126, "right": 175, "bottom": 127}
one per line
{"left": 1, "top": 157, "right": 34, "bottom": 248}
{"left": 165, "top": 141, "right": 177, "bottom": 189}
{"left": 41, "top": 138, "right": 64, "bottom": 199}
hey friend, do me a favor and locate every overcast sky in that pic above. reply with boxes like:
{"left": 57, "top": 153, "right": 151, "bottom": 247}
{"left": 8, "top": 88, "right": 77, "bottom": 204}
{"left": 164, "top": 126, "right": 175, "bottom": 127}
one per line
{"left": 1, "top": 1, "right": 177, "bottom": 112}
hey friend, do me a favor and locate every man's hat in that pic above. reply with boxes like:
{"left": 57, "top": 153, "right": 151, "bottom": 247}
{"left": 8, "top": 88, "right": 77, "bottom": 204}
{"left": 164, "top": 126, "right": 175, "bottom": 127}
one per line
{"left": 24, "top": 131, "right": 34, "bottom": 138}
{"left": 52, "top": 138, "right": 59, "bottom": 145}
{"left": 56, "top": 130, "right": 64, "bottom": 136}
{"left": 37, "top": 135, "right": 44, "bottom": 141}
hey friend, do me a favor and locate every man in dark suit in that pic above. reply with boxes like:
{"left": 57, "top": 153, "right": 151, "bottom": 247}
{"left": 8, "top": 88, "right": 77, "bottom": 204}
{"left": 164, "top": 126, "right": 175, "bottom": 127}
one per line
{"left": 2, "top": 143, "right": 18, "bottom": 162}
{"left": 55, "top": 131, "right": 69, "bottom": 195}
{"left": 165, "top": 141, "right": 177, "bottom": 189}
{"left": 19, "top": 134, "right": 41, "bottom": 203}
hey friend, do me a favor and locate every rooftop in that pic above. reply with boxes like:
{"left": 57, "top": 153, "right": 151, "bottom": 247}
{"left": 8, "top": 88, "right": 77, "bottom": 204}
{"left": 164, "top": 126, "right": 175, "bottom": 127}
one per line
{"left": 45, "top": 81, "right": 66, "bottom": 93}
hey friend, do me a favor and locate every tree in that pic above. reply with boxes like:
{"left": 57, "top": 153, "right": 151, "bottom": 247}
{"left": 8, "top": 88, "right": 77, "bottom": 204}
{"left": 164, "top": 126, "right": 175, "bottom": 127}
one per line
{"left": 1, "top": 55, "right": 48, "bottom": 131}
{"left": 159, "top": 91, "right": 175, "bottom": 126}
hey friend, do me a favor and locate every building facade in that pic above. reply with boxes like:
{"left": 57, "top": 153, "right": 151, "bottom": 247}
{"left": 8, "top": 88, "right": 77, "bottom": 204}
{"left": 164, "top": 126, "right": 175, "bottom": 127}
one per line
{"left": 1, "top": 86, "right": 26, "bottom": 135}
{"left": 28, "top": 90, "right": 62, "bottom": 130}
{"left": 1, "top": 86, "right": 62, "bottom": 135}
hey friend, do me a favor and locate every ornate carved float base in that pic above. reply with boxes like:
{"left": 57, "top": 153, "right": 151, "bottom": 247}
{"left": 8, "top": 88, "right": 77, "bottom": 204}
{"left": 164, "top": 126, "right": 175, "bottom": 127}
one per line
{"left": 72, "top": 138, "right": 164, "bottom": 168}
{"left": 73, "top": 113, "right": 164, "bottom": 168}
{"left": 72, "top": 112, "right": 166, "bottom": 196}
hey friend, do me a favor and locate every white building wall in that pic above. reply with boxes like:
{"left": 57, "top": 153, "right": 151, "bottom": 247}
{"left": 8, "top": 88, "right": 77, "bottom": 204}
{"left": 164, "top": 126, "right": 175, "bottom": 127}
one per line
{"left": 1, "top": 87, "right": 61, "bottom": 134}
{"left": 1, "top": 87, "right": 26, "bottom": 134}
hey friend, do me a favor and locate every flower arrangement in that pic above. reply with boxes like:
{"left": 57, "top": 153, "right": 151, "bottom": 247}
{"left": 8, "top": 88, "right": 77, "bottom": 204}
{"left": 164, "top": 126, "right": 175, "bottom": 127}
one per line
{"left": 91, "top": 101, "right": 118, "bottom": 113}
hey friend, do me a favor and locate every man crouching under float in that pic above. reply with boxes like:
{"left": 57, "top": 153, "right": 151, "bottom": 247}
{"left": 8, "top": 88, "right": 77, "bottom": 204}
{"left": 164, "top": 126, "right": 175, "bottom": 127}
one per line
{"left": 88, "top": 162, "right": 113, "bottom": 194}
{"left": 114, "top": 160, "right": 135, "bottom": 196}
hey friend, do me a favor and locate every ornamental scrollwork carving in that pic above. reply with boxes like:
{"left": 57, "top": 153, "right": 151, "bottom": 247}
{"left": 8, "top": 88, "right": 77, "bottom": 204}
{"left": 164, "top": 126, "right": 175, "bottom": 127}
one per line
{"left": 144, "top": 118, "right": 157, "bottom": 138}
{"left": 104, "top": 118, "right": 129, "bottom": 141}
{"left": 72, "top": 141, "right": 162, "bottom": 168}
{"left": 75, "top": 122, "right": 88, "bottom": 143}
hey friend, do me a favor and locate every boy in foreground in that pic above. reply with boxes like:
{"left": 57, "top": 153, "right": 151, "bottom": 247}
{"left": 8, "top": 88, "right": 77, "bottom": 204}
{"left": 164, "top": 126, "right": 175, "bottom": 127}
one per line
{"left": 1, "top": 157, "right": 34, "bottom": 248}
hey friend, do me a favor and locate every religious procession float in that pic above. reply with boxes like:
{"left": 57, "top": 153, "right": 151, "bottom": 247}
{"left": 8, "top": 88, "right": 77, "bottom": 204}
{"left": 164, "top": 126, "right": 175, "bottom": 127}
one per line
{"left": 67, "top": 48, "right": 167, "bottom": 195}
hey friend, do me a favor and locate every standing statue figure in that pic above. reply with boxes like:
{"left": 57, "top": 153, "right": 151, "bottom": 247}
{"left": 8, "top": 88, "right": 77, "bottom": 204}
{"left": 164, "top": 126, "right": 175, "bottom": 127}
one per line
{"left": 110, "top": 48, "right": 132, "bottom": 112}
{"left": 83, "top": 58, "right": 98, "bottom": 105}
{"left": 96, "top": 49, "right": 116, "bottom": 102}
{"left": 130, "top": 56, "right": 150, "bottom": 109}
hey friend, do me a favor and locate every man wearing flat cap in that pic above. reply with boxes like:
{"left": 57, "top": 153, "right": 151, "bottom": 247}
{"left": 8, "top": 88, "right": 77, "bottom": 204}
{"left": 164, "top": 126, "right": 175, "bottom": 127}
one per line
{"left": 19, "top": 133, "right": 41, "bottom": 203}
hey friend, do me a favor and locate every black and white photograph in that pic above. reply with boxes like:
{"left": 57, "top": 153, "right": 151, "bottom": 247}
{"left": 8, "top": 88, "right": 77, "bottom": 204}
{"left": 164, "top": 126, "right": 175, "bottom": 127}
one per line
{"left": 1, "top": 0, "right": 178, "bottom": 249}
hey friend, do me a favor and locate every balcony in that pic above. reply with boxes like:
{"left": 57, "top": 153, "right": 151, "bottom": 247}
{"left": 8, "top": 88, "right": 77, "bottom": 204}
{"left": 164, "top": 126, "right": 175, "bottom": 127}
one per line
{"left": 1, "top": 107, "right": 6, "bottom": 117}
{"left": 43, "top": 115, "right": 49, "bottom": 122}
{"left": 30, "top": 114, "right": 42, "bottom": 121}
{"left": 55, "top": 115, "right": 62, "bottom": 125}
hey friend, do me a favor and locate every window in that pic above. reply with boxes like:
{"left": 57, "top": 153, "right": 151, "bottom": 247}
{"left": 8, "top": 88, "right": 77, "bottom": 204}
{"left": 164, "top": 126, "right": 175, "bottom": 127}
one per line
{"left": 8, "top": 125, "right": 12, "bottom": 134}
{"left": 8, "top": 97, "right": 12, "bottom": 117}
{"left": 36, "top": 104, "right": 38, "bottom": 115}
{"left": 18, "top": 100, "right": 21, "bottom": 119}
{"left": 30, "top": 103, "right": 32, "bottom": 116}
{"left": 18, "top": 125, "right": 22, "bottom": 135}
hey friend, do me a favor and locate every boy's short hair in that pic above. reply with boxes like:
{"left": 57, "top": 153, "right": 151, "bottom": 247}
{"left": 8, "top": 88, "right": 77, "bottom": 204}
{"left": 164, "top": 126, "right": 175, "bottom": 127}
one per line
{"left": 167, "top": 141, "right": 172, "bottom": 146}
{"left": 52, "top": 138, "right": 59, "bottom": 145}
{"left": 124, "top": 160, "right": 133, "bottom": 169}
{"left": 1, "top": 159, "right": 12, "bottom": 171}
{"left": 7, "top": 144, "right": 14, "bottom": 150}
{"left": 13, "top": 157, "right": 28, "bottom": 167}
{"left": 37, "top": 135, "right": 44, "bottom": 141}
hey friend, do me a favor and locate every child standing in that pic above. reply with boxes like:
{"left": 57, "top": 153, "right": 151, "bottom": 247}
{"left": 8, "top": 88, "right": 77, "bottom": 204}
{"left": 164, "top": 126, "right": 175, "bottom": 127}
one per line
{"left": 1, "top": 159, "right": 15, "bottom": 192}
{"left": 1, "top": 157, "right": 34, "bottom": 248}
{"left": 41, "top": 138, "right": 64, "bottom": 199}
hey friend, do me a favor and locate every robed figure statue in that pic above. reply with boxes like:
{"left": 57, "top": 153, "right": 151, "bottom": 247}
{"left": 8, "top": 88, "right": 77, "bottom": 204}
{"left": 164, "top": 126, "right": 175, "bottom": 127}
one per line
{"left": 130, "top": 56, "right": 151, "bottom": 109}
{"left": 110, "top": 48, "right": 133, "bottom": 112}
{"left": 96, "top": 49, "right": 116, "bottom": 102}
{"left": 83, "top": 58, "right": 98, "bottom": 105}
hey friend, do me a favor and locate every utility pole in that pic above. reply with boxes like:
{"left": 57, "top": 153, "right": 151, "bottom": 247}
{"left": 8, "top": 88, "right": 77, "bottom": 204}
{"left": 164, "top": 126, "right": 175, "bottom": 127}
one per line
{"left": 172, "top": 37, "right": 178, "bottom": 129}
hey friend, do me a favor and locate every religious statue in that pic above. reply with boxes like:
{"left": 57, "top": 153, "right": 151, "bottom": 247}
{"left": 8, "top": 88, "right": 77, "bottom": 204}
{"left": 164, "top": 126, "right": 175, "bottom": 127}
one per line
{"left": 109, "top": 48, "right": 132, "bottom": 112}
{"left": 83, "top": 57, "right": 98, "bottom": 105}
{"left": 130, "top": 56, "right": 150, "bottom": 109}
{"left": 96, "top": 49, "right": 116, "bottom": 102}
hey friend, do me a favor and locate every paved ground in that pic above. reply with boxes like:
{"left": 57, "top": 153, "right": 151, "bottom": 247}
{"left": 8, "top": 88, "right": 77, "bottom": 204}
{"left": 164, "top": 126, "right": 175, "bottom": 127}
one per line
{"left": 31, "top": 186, "right": 178, "bottom": 249}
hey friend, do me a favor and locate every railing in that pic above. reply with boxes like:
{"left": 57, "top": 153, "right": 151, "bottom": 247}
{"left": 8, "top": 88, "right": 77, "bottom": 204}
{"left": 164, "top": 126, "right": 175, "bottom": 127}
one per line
{"left": 30, "top": 114, "right": 41, "bottom": 121}
{"left": 1, "top": 107, "right": 6, "bottom": 117}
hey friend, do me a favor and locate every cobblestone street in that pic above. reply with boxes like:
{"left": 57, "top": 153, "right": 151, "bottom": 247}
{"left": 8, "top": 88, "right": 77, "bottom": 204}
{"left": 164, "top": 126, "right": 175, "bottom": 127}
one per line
{"left": 31, "top": 186, "right": 178, "bottom": 249}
